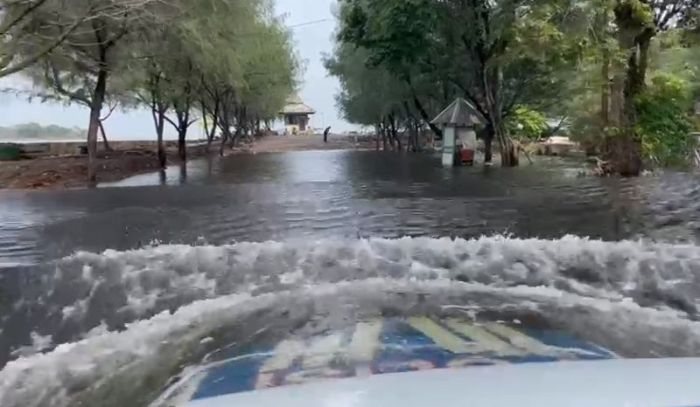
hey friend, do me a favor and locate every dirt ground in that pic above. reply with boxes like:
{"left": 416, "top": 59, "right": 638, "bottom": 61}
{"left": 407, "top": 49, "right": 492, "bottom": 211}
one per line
{"left": 0, "top": 135, "right": 375, "bottom": 190}
{"left": 0, "top": 144, "right": 209, "bottom": 190}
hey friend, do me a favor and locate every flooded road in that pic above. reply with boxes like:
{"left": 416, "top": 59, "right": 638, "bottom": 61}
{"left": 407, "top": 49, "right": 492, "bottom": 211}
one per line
{"left": 6, "top": 150, "right": 699, "bottom": 266}
{"left": 1, "top": 150, "right": 700, "bottom": 406}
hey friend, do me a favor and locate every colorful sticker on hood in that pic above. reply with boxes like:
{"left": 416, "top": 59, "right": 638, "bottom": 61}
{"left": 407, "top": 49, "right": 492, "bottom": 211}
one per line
{"left": 161, "top": 317, "right": 615, "bottom": 403}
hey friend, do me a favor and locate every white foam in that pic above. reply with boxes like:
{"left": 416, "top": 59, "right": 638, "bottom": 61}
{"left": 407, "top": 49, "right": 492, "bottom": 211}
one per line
{"left": 9, "top": 333, "right": 53, "bottom": 359}
{"left": 4, "top": 277, "right": 700, "bottom": 407}
{"left": 5, "top": 236, "right": 700, "bottom": 405}
{"left": 49, "top": 236, "right": 700, "bottom": 319}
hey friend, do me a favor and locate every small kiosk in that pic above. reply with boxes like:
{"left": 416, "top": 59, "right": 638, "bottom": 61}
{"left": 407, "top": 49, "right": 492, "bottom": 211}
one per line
{"left": 431, "top": 98, "right": 482, "bottom": 167}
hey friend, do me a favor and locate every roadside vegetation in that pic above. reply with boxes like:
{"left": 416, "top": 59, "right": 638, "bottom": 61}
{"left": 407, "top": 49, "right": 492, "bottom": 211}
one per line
{"left": 327, "top": 0, "right": 700, "bottom": 175}
{"left": 1, "top": 0, "right": 298, "bottom": 182}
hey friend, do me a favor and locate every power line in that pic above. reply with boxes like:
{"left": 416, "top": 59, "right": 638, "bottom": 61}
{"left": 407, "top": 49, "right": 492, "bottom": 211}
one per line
{"left": 288, "top": 19, "right": 333, "bottom": 29}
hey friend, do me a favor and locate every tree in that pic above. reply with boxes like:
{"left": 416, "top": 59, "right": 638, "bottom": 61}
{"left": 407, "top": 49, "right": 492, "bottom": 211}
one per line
{"left": 0, "top": 0, "right": 88, "bottom": 77}
{"left": 636, "top": 73, "right": 695, "bottom": 165}
{"left": 14, "top": 0, "right": 177, "bottom": 182}
{"left": 325, "top": 43, "right": 429, "bottom": 151}
{"left": 192, "top": 2, "right": 296, "bottom": 155}
{"left": 606, "top": 0, "right": 699, "bottom": 175}
{"left": 505, "top": 106, "right": 549, "bottom": 140}
{"left": 336, "top": 0, "right": 587, "bottom": 165}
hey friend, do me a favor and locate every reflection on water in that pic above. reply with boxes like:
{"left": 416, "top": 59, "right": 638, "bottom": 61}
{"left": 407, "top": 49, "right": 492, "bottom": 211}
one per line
{"left": 1, "top": 150, "right": 700, "bottom": 406}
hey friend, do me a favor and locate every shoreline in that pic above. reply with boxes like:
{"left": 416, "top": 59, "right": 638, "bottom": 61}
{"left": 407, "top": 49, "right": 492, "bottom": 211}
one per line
{"left": 0, "top": 135, "right": 375, "bottom": 190}
{"left": 0, "top": 144, "right": 210, "bottom": 190}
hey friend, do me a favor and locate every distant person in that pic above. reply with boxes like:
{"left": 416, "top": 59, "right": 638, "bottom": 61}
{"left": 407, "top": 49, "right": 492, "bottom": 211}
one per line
{"left": 323, "top": 126, "right": 332, "bottom": 143}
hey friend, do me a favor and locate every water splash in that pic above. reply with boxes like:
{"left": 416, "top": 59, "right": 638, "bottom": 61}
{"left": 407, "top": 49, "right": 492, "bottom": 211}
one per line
{"left": 2, "top": 236, "right": 700, "bottom": 406}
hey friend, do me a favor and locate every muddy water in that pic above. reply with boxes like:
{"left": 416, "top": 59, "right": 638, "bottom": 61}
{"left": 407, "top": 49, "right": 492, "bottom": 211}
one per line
{"left": 1, "top": 150, "right": 700, "bottom": 406}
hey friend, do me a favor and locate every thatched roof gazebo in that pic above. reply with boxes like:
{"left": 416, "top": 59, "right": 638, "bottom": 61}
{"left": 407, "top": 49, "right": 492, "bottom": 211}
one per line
{"left": 280, "top": 94, "right": 316, "bottom": 135}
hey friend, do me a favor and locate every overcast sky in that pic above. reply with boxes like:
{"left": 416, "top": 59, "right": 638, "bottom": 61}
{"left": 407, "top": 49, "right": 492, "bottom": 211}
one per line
{"left": 0, "top": 0, "right": 352, "bottom": 139}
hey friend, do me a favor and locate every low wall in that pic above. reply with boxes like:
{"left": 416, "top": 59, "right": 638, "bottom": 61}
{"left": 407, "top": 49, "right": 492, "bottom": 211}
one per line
{"left": 1, "top": 140, "right": 206, "bottom": 158}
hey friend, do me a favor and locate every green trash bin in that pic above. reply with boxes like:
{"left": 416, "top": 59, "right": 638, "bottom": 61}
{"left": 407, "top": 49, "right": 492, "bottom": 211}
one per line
{"left": 0, "top": 144, "right": 21, "bottom": 161}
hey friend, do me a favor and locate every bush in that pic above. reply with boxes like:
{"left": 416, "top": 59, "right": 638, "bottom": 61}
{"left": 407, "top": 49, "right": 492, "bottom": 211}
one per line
{"left": 0, "top": 144, "right": 22, "bottom": 161}
{"left": 505, "top": 106, "right": 548, "bottom": 141}
{"left": 635, "top": 73, "right": 695, "bottom": 166}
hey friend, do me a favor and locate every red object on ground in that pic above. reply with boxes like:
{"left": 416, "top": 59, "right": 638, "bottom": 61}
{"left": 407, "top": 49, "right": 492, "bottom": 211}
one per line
{"left": 460, "top": 149, "right": 475, "bottom": 165}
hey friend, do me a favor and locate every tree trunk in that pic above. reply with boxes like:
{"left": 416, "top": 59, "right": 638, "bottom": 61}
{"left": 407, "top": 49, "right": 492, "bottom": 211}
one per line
{"left": 98, "top": 121, "right": 112, "bottom": 152}
{"left": 86, "top": 67, "right": 108, "bottom": 184}
{"left": 208, "top": 108, "right": 219, "bottom": 151}
{"left": 173, "top": 108, "right": 190, "bottom": 162}
{"left": 219, "top": 133, "right": 228, "bottom": 157}
{"left": 605, "top": 21, "right": 653, "bottom": 176}
{"left": 411, "top": 94, "right": 442, "bottom": 139}
{"left": 178, "top": 128, "right": 187, "bottom": 162}
{"left": 601, "top": 50, "right": 610, "bottom": 127}
{"left": 381, "top": 123, "right": 389, "bottom": 151}
{"left": 482, "top": 63, "right": 517, "bottom": 167}
{"left": 389, "top": 115, "right": 401, "bottom": 152}
{"left": 157, "top": 116, "right": 166, "bottom": 169}
{"left": 597, "top": 8, "right": 611, "bottom": 128}
{"left": 498, "top": 129, "right": 518, "bottom": 167}
{"left": 150, "top": 104, "right": 167, "bottom": 169}
{"left": 231, "top": 126, "right": 242, "bottom": 148}
{"left": 375, "top": 125, "right": 380, "bottom": 151}
{"left": 219, "top": 115, "right": 231, "bottom": 157}
{"left": 179, "top": 162, "right": 187, "bottom": 184}
{"left": 202, "top": 102, "right": 214, "bottom": 153}
{"left": 484, "top": 134, "right": 493, "bottom": 164}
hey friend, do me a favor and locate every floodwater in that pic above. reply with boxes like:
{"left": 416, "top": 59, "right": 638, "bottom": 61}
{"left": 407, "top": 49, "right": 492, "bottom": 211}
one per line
{"left": 1, "top": 150, "right": 700, "bottom": 406}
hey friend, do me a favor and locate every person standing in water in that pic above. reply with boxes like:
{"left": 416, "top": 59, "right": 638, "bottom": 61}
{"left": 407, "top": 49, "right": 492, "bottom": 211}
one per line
{"left": 323, "top": 126, "right": 332, "bottom": 143}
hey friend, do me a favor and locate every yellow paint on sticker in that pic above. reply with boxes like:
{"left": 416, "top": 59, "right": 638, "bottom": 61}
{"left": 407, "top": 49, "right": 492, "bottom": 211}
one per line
{"left": 486, "top": 323, "right": 551, "bottom": 354}
{"left": 302, "top": 333, "right": 344, "bottom": 369}
{"left": 260, "top": 339, "right": 305, "bottom": 373}
{"left": 444, "top": 319, "right": 522, "bottom": 356}
{"left": 408, "top": 317, "right": 472, "bottom": 353}
{"left": 348, "top": 320, "right": 383, "bottom": 362}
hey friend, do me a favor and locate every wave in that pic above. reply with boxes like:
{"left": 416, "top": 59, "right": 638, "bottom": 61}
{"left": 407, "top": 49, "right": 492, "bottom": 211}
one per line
{"left": 2, "top": 236, "right": 700, "bottom": 406}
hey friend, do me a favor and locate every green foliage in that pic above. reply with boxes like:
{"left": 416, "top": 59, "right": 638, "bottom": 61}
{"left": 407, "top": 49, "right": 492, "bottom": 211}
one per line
{"left": 338, "top": 0, "right": 437, "bottom": 78}
{"left": 614, "top": 0, "right": 655, "bottom": 30}
{"left": 650, "top": 29, "right": 700, "bottom": 104}
{"left": 506, "top": 107, "right": 549, "bottom": 140}
{"left": 8, "top": 0, "right": 297, "bottom": 144}
{"left": 635, "top": 73, "right": 695, "bottom": 165}
{"left": 333, "top": 0, "right": 590, "bottom": 156}
{"left": 324, "top": 44, "right": 414, "bottom": 126}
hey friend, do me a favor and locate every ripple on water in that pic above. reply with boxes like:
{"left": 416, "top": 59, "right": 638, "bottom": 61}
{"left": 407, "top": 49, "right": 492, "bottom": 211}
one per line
{"left": 1, "top": 153, "right": 700, "bottom": 405}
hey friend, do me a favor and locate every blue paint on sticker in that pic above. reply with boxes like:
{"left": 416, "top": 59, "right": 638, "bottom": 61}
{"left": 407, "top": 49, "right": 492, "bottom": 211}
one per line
{"left": 192, "top": 353, "right": 270, "bottom": 400}
{"left": 521, "top": 328, "right": 614, "bottom": 360}
{"left": 174, "top": 318, "right": 618, "bottom": 402}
